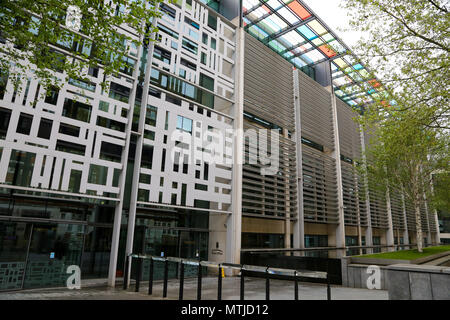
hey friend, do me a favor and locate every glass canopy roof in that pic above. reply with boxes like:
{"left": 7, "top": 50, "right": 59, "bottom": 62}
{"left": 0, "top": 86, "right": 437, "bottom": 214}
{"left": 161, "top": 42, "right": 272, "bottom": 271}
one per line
{"left": 242, "top": 0, "right": 391, "bottom": 108}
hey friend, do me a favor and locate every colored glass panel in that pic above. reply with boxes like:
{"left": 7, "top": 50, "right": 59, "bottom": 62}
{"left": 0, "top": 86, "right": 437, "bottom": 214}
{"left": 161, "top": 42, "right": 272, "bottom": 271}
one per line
{"left": 369, "top": 79, "right": 381, "bottom": 88}
{"left": 359, "top": 69, "right": 371, "bottom": 78}
{"left": 248, "top": 25, "right": 269, "bottom": 40}
{"left": 268, "top": 40, "right": 287, "bottom": 53}
{"left": 287, "top": 1, "right": 311, "bottom": 20}
{"left": 312, "top": 38, "right": 324, "bottom": 46}
{"left": 297, "top": 25, "right": 317, "bottom": 40}
{"left": 307, "top": 20, "right": 327, "bottom": 36}
{"left": 334, "top": 58, "right": 348, "bottom": 69}
{"left": 318, "top": 44, "right": 336, "bottom": 58}
{"left": 292, "top": 57, "right": 307, "bottom": 68}
{"left": 262, "top": 5, "right": 271, "bottom": 14}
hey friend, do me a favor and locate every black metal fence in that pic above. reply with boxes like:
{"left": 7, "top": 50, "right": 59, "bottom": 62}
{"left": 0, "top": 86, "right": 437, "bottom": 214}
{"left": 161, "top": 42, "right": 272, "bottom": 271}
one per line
{"left": 123, "top": 254, "right": 331, "bottom": 300}
{"left": 241, "top": 252, "right": 342, "bottom": 285}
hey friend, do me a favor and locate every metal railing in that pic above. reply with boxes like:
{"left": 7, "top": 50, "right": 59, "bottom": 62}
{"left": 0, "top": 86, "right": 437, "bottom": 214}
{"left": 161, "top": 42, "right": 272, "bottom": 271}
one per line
{"left": 123, "top": 254, "right": 331, "bottom": 300}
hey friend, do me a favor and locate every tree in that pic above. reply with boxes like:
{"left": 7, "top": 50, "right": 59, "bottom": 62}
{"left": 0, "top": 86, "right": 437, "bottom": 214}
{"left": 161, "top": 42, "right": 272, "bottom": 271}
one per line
{"left": 342, "top": 0, "right": 449, "bottom": 131}
{"left": 359, "top": 107, "right": 449, "bottom": 252}
{"left": 0, "top": 0, "right": 162, "bottom": 95}
{"left": 343, "top": 0, "right": 449, "bottom": 251}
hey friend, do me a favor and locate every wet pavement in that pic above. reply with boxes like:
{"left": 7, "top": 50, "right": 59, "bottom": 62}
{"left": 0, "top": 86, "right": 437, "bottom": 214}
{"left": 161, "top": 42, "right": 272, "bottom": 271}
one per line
{"left": 0, "top": 276, "right": 388, "bottom": 300}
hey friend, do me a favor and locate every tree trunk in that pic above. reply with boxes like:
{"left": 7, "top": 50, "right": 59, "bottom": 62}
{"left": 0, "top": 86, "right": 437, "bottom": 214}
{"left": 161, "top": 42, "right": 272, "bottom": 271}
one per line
{"left": 414, "top": 200, "right": 423, "bottom": 253}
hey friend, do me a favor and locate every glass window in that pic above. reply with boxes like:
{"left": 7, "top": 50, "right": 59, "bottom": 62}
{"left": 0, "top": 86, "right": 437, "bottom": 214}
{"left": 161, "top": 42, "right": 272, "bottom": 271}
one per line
{"left": 100, "top": 142, "right": 122, "bottom": 163}
{"left": 59, "top": 123, "right": 80, "bottom": 137}
{"left": 201, "top": 52, "right": 207, "bottom": 65}
{"left": 16, "top": 113, "right": 33, "bottom": 135}
{"left": 37, "top": 118, "right": 53, "bottom": 139}
{"left": 44, "top": 86, "right": 59, "bottom": 105}
{"left": 5, "top": 150, "right": 36, "bottom": 186}
{"left": 0, "top": 107, "right": 11, "bottom": 139}
{"left": 62, "top": 98, "right": 92, "bottom": 122}
{"left": 182, "top": 37, "right": 198, "bottom": 54}
{"left": 56, "top": 140, "right": 85, "bottom": 155}
{"left": 200, "top": 73, "right": 214, "bottom": 91}
{"left": 99, "top": 100, "right": 109, "bottom": 112}
{"left": 141, "top": 145, "right": 154, "bottom": 169}
{"left": 208, "top": 14, "right": 217, "bottom": 30}
{"left": 109, "top": 82, "right": 130, "bottom": 103}
{"left": 96, "top": 116, "right": 126, "bottom": 132}
{"left": 153, "top": 46, "right": 171, "bottom": 64}
{"left": 176, "top": 115, "right": 193, "bottom": 134}
{"left": 145, "top": 105, "right": 158, "bottom": 126}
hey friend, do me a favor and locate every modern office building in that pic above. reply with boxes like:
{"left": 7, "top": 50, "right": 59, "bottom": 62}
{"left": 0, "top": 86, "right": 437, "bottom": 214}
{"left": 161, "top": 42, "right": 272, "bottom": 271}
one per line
{"left": 0, "top": 0, "right": 440, "bottom": 291}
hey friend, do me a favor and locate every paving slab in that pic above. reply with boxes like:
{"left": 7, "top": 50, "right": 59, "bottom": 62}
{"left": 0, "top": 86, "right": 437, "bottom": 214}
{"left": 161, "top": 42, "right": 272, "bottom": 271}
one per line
{"left": 0, "top": 277, "right": 388, "bottom": 300}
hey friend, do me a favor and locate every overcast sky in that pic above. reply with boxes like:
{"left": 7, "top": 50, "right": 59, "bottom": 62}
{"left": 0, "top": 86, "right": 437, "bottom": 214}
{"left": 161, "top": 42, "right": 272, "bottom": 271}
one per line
{"left": 301, "top": 0, "right": 364, "bottom": 49}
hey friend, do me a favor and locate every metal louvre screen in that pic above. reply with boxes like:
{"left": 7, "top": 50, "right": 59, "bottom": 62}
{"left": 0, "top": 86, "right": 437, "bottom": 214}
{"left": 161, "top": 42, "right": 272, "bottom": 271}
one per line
{"left": 242, "top": 120, "right": 298, "bottom": 218}
{"left": 242, "top": 32, "right": 298, "bottom": 219}
{"left": 243, "top": 33, "right": 295, "bottom": 132}
{"left": 390, "top": 190, "right": 405, "bottom": 231}
{"left": 297, "top": 70, "right": 338, "bottom": 224}
{"left": 302, "top": 145, "right": 339, "bottom": 223}
{"left": 335, "top": 98, "right": 367, "bottom": 227}
{"left": 336, "top": 99, "right": 361, "bottom": 159}
{"left": 405, "top": 202, "right": 416, "bottom": 232}
{"left": 368, "top": 184, "right": 389, "bottom": 229}
{"left": 298, "top": 70, "right": 334, "bottom": 150}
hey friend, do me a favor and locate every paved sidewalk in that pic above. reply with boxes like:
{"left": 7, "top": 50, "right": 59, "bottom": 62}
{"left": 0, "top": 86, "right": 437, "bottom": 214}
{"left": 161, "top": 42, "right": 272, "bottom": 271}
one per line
{"left": 0, "top": 277, "right": 388, "bottom": 300}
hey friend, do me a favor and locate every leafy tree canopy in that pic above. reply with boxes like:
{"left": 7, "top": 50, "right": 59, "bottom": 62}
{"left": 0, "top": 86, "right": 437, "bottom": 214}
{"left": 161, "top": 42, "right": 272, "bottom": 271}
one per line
{"left": 342, "top": 0, "right": 449, "bottom": 131}
{"left": 0, "top": 0, "right": 162, "bottom": 93}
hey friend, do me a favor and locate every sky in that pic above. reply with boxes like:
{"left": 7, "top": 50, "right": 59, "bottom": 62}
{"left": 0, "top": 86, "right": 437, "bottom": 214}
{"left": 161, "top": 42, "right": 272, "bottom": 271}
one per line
{"left": 301, "top": 0, "right": 365, "bottom": 49}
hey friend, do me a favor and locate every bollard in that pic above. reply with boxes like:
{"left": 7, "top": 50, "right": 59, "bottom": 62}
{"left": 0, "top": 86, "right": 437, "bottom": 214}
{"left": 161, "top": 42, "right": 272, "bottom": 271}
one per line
{"left": 179, "top": 261, "right": 184, "bottom": 300}
{"left": 327, "top": 273, "right": 331, "bottom": 300}
{"left": 326, "top": 263, "right": 331, "bottom": 300}
{"left": 123, "top": 255, "right": 129, "bottom": 290}
{"left": 265, "top": 267, "right": 270, "bottom": 300}
{"left": 294, "top": 271, "right": 299, "bottom": 301}
{"left": 197, "top": 263, "right": 202, "bottom": 300}
{"left": 135, "top": 257, "right": 142, "bottom": 292}
{"left": 148, "top": 258, "right": 154, "bottom": 295}
{"left": 163, "top": 259, "right": 169, "bottom": 298}
{"left": 217, "top": 266, "right": 222, "bottom": 301}
{"left": 240, "top": 267, "right": 245, "bottom": 300}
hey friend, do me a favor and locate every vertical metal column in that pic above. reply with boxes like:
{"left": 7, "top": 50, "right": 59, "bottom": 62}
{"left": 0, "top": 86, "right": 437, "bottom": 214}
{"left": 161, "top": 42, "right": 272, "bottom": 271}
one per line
{"left": 122, "top": 255, "right": 129, "bottom": 290}
{"left": 240, "top": 267, "right": 245, "bottom": 300}
{"left": 163, "top": 259, "right": 169, "bottom": 298}
{"left": 265, "top": 267, "right": 270, "bottom": 300}
{"left": 197, "top": 263, "right": 202, "bottom": 300}
{"left": 217, "top": 266, "right": 222, "bottom": 301}
{"left": 148, "top": 258, "right": 153, "bottom": 295}
{"left": 294, "top": 271, "right": 299, "bottom": 300}
{"left": 135, "top": 257, "right": 142, "bottom": 292}
{"left": 179, "top": 261, "right": 184, "bottom": 300}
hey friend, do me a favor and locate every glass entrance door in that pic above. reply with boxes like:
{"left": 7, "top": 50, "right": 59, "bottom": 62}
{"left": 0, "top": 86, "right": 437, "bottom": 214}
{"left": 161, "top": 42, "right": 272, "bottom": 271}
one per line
{"left": 0, "top": 222, "right": 31, "bottom": 291}
{"left": 179, "top": 231, "right": 208, "bottom": 277}
{"left": 23, "top": 223, "right": 84, "bottom": 289}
